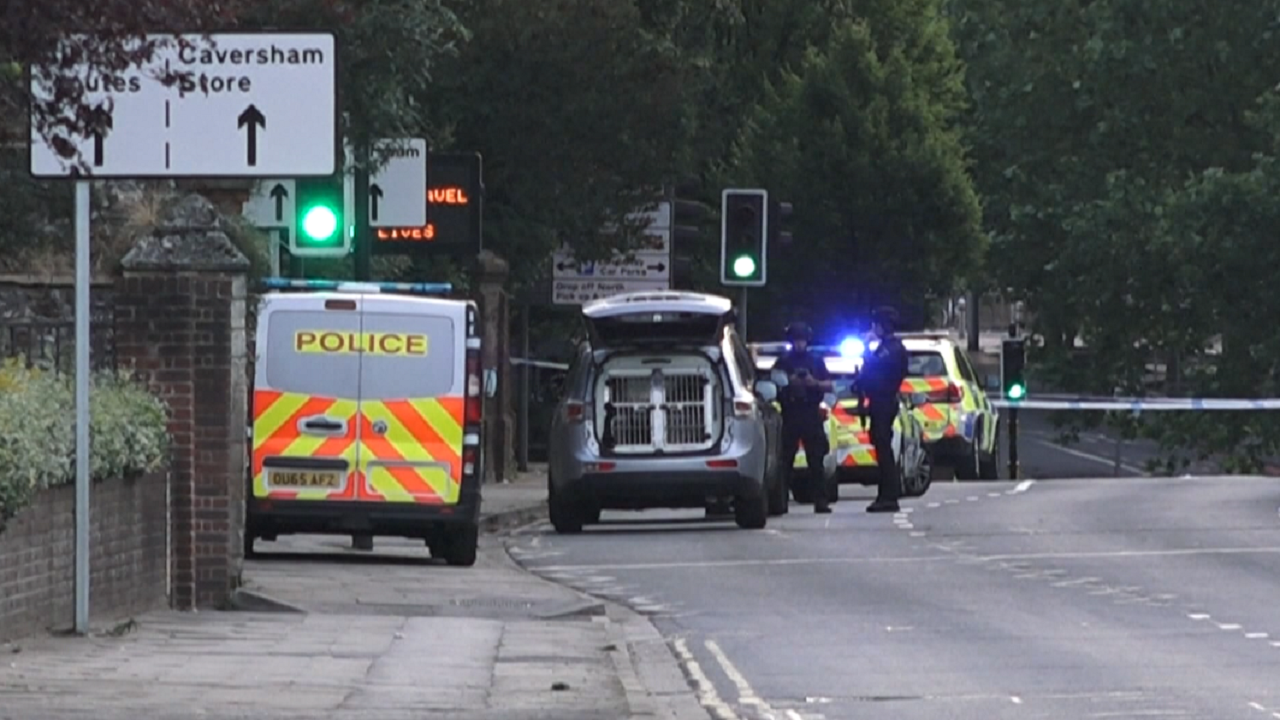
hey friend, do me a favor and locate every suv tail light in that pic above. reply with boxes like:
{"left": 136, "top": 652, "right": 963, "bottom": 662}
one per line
{"left": 924, "top": 382, "right": 964, "bottom": 405}
{"left": 565, "top": 400, "right": 585, "bottom": 423}
{"left": 733, "top": 398, "right": 755, "bottom": 417}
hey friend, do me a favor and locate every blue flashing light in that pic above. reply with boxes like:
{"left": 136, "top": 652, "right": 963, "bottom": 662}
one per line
{"left": 839, "top": 337, "right": 866, "bottom": 358}
{"left": 261, "top": 278, "right": 453, "bottom": 295}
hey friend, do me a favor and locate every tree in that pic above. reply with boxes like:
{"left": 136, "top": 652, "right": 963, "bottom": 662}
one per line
{"left": 425, "top": 0, "right": 693, "bottom": 289}
{"left": 726, "top": 5, "right": 985, "bottom": 338}
{"left": 950, "top": 0, "right": 1280, "bottom": 469}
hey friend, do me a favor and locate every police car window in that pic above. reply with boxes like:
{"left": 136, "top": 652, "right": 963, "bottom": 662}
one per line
{"left": 953, "top": 348, "right": 979, "bottom": 383}
{"left": 360, "top": 312, "right": 456, "bottom": 399}
{"left": 265, "top": 310, "right": 362, "bottom": 397}
{"left": 907, "top": 351, "right": 947, "bottom": 377}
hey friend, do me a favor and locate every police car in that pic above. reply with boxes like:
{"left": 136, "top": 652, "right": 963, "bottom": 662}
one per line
{"left": 245, "top": 279, "right": 485, "bottom": 566}
{"left": 750, "top": 341, "right": 932, "bottom": 503}
{"left": 896, "top": 331, "right": 1000, "bottom": 480}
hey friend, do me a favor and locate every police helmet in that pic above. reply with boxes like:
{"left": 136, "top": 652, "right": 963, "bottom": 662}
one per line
{"left": 785, "top": 321, "right": 813, "bottom": 342}
{"left": 871, "top": 306, "right": 900, "bottom": 332}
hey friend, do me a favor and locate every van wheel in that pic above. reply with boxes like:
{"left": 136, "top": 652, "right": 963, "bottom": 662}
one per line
{"left": 443, "top": 524, "right": 479, "bottom": 567}
{"left": 549, "top": 483, "right": 585, "bottom": 534}
{"left": 244, "top": 532, "right": 257, "bottom": 558}
{"left": 734, "top": 493, "right": 768, "bottom": 530}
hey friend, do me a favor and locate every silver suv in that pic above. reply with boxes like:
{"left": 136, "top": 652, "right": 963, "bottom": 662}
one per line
{"left": 546, "top": 291, "right": 787, "bottom": 533}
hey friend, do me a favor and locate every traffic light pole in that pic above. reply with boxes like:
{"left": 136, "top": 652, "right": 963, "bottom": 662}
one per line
{"left": 1007, "top": 405, "right": 1019, "bottom": 480}
{"left": 737, "top": 287, "right": 748, "bottom": 339}
{"left": 353, "top": 159, "right": 372, "bottom": 281}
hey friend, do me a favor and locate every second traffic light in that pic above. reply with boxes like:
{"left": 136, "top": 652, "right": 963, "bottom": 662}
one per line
{"left": 720, "top": 188, "right": 768, "bottom": 287}
{"left": 1001, "top": 337, "right": 1027, "bottom": 400}
{"left": 291, "top": 174, "right": 351, "bottom": 258}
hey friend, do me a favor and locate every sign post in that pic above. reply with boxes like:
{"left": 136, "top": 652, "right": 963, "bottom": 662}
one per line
{"left": 29, "top": 31, "right": 338, "bottom": 635}
{"left": 551, "top": 202, "right": 673, "bottom": 305}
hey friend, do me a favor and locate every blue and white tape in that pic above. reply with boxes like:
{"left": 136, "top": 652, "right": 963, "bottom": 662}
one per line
{"left": 507, "top": 357, "right": 1280, "bottom": 411}
{"left": 992, "top": 398, "right": 1280, "bottom": 411}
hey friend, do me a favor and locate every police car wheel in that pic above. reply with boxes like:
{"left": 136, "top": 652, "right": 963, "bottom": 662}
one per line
{"left": 443, "top": 524, "right": 479, "bottom": 567}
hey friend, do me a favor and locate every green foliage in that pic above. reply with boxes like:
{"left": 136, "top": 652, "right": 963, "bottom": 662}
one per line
{"left": 0, "top": 362, "right": 170, "bottom": 526}
{"left": 953, "top": 0, "right": 1280, "bottom": 468}
{"left": 428, "top": 0, "right": 691, "bottom": 291}
{"left": 725, "top": 3, "right": 984, "bottom": 337}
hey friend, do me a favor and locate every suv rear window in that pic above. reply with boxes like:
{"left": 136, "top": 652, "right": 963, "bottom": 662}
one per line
{"left": 908, "top": 351, "right": 948, "bottom": 377}
{"left": 590, "top": 312, "right": 723, "bottom": 346}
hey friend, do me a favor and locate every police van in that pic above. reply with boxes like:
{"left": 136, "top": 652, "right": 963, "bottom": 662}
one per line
{"left": 246, "top": 279, "right": 485, "bottom": 566}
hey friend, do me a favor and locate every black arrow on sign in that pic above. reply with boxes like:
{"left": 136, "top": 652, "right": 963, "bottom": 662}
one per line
{"left": 370, "top": 184, "right": 384, "bottom": 221}
{"left": 269, "top": 183, "right": 289, "bottom": 222}
{"left": 88, "top": 106, "right": 112, "bottom": 167}
{"left": 237, "top": 105, "right": 266, "bottom": 167}
{"left": 556, "top": 261, "right": 576, "bottom": 271}
{"left": 647, "top": 262, "right": 666, "bottom": 272}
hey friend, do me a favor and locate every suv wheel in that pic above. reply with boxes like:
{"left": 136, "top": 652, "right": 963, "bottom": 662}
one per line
{"left": 549, "top": 479, "right": 585, "bottom": 534}
{"left": 734, "top": 493, "right": 768, "bottom": 530}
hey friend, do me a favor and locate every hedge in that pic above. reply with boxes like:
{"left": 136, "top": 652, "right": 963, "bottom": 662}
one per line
{"left": 0, "top": 360, "right": 169, "bottom": 525}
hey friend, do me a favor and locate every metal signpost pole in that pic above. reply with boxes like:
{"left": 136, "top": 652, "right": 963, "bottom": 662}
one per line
{"left": 74, "top": 180, "right": 91, "bottom": 634}
{"left": 739, "top": 287, "right": 748, "bottom": 339}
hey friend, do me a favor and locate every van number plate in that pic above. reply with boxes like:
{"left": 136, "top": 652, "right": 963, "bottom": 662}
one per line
{"left": 270, "top": 470, "right": 342, "bottom": 489}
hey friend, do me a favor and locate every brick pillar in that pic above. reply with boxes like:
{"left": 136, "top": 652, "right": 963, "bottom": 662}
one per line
{"left": 476, "top": 251, "right": 512, "bottom": 483}
{"left": 114, "top": 194, "right": 250, "bottom": 610}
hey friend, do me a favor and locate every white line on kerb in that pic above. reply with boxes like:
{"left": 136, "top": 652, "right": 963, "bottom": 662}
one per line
{"left": 673, "top": 638, "right": 738, "bottom": 720}
{"left": 1012, "top": 479, "right": 1035, "bottom": 493}
{"left": 706, "top": 639, "right": 779, "bottom": 718}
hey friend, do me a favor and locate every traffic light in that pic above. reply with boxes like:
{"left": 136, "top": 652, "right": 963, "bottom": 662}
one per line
{"left": 1001, "top": 337, "right": 1027, "bottom": 400}
{"left": 769, "top": 199, "right": 793, "bottom": 247}
{"left": 291, "top": 175, "right": 350, "bottom": 257}
{"left": 720, "top": 188, "right": 768, "bottom": 286}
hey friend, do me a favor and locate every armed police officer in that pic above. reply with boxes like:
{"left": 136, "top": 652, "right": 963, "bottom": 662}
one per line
{"left": 858, "top": 307, "right": 910, "bottom": 513}
{"left": 772, "top": 322, "right": 835, "bottom": 513}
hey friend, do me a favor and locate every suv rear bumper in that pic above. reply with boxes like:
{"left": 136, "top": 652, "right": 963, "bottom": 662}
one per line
{"left": 247, "top": 490, "right": 481, "bottom": 539}
{"left": 571, "top": 468, "right": 762, "bottom": 510}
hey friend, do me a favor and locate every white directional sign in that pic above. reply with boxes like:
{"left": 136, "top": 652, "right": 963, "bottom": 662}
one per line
{"left": 242, "top": 179, "right": 295, "bottom": 227}
{"left": 369, "top": 138, "right": 427, "bottom": 227}
{"left": 552, "top": 202, "right": 672, "bottom": 305}
{"left": 29, "top": 32, "right": 337, "bottom": 178}
{"left": 553, "top": 279, "right": 670, "bottom": 305}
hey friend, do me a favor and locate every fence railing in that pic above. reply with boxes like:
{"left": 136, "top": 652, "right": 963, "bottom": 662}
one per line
{"left": 0, "top": 319, "right": 116, "bottom": 373}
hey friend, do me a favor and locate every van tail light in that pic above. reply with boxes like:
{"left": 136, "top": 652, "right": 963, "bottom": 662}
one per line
{"left": 464, "top": 348, "right": 483, "bottom": 423}
{"left": 924, "top": 382, "right": 964, "bottom": 405}
{"left": 565, "top": 401, "right": 585, "bottom": 423}
{"left": 462, "top": 447, "right": 478, "bottom": 477}
{"left": 733, "top": 399, "right": 755, "bottom": 417}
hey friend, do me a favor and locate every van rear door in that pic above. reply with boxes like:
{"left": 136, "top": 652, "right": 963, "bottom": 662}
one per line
{"left": 356, "top": 295, "right": 466, "bottom": 505}
{"left": 252, "top": 293, "right": 363, "bottom": 502}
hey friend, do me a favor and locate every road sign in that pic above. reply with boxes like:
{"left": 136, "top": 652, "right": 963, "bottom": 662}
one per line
{"left": 369, "top": 138, "right": 427, "bottom": 227}
{"left": 29, "top": 32, "right": 338, "bottom": 178}
{"left": 551, "top": 202, "right": 672, "bottom": 304}
{"left": 243, "top": 179, "right": 295, "bottom": 227}
{"left": 552, "top": 279, "right": 669, "bottom": 305}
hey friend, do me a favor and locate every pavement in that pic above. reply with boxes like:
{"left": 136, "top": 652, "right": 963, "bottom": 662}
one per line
{"left": 509, "top": 476, "right": 1280, "bottom": 719}
{"left": 0, "top": 468, "right": 708, "bottom": 720}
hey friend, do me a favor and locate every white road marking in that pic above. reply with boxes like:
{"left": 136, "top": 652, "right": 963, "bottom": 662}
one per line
{"left": 1188, "top": 613, "right": 1211, "bottom": 620}
{"left": 946, "top": 499, "right": 960, "bottom": 504}
{"left": 673, "top": 638, "right": 738, "bottom": 720}
{"left": 535, "top": 555, "right": 956, "bottom": 572}
{"left": 706, "top": 639, "right": 779, "bottom": 717}
{"left": 1011, "top": 696, "right": 1023, "bottom": 704}
{"left": 910, "top": 531, "right": 927, "bottom": 537}
{"left": 927, "top": 502, "right": 941, "bottom": 508}
{"left": 1246, "top": 632, "right": 1269, "bottom": 639}
{"left": 1217, "top": 623, "right": 1243, "bottom": 631}
{"left": 786, "top": 711, "right": 804, "bottom": 720}
{"left": 1032, "top": 438, "right": 1147, "bottom": 475}
{"left": 1249, "top": 701, "right": 1266, "bottom": 711}
{"left": 1011, "top": 479, "right": 1035, "bottom": 493}
{"left": 966, "top": 496, "right": 980, "bottom": 501}
{"left": 988, "top": 492, "right": 1003, "bottom": 497}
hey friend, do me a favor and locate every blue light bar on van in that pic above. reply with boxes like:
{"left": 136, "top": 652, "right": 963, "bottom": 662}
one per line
{"left": 261, "top": 278, "right": 453, "bottom": 294}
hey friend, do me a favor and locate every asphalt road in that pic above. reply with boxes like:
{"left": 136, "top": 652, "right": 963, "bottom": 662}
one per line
{"left": 508, "top": 476, "right": 1280, "bottom": 719}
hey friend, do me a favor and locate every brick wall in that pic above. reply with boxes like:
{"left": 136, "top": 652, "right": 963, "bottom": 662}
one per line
{"left": 0, "top": 473, "right": 168, "bottom": 643}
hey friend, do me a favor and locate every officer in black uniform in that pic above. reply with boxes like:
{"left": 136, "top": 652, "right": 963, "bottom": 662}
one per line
{"left": 772, "top": 322, "right": 835, "bottom": 513}
{"left": 858, "top": 306, "right": 910, "bottom": 513}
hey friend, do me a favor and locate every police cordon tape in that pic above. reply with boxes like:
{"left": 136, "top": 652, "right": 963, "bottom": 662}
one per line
{"left": 508, "top": 357, "right": 1280, "bottom": 411}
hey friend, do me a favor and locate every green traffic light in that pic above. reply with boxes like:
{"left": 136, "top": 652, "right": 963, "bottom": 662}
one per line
{"left": 732, "top": 254, "right": 757, "bottom": 278}
{"left": 1007, "top": 383, "right": 1025, "bottom": 400}
{"left": 301, "top": 205, "right": 339, "bottom": 241}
